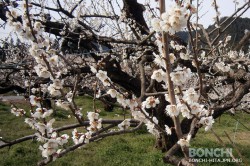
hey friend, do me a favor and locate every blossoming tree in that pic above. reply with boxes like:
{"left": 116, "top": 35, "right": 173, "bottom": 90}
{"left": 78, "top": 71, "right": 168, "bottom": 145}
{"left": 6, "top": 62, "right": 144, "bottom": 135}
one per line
{"left": 0, "top": 0, "right": 250, "bottom": 165}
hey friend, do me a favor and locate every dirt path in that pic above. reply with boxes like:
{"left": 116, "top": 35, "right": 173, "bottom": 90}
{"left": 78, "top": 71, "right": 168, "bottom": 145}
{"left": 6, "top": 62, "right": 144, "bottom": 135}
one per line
{"left": 0, "top": 96, "right": 27, "bottom": 104}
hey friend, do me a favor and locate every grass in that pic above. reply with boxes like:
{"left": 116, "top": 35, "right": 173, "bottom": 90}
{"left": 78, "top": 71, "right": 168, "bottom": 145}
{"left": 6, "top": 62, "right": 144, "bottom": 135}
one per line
{"left": 191, "top": 112, "right": 250, "bottom": 165}
{"left": 0, "top": 97, "right": 250, "bottom": 166}
{"left": 48, "top": 134, "right": 166, "bottom": 166}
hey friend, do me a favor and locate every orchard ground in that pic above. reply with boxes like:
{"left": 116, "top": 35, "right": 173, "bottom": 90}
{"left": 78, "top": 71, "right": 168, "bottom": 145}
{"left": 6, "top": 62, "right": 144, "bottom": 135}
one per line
{"left": 0, "top": 96, "right": 249, "bottom": 166}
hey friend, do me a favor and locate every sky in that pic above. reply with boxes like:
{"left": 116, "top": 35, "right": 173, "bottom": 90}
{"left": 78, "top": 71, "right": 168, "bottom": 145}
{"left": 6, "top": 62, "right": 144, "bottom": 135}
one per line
{"left": 193, "top": 0, "right": 250, "bottom": 27}
{"left": 0, "top": 0, "right": 249, "bottom": 39}
{"left": 137, "top": 0, "right": 250, "bottom": 27}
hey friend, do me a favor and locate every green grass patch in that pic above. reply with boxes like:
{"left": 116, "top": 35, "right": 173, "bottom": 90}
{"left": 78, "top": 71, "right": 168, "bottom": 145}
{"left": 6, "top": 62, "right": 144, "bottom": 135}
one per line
{"left": 0, "top": 98, "right": 250, "bottom": 166}
{"left": 49, "top": 134, "right": 166, "bottom": 166}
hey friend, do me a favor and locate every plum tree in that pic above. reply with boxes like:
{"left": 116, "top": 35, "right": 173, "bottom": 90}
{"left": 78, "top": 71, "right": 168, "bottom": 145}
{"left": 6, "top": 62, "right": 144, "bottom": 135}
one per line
{"left": 0, "top": 0, "right": 249, "bottom": 165}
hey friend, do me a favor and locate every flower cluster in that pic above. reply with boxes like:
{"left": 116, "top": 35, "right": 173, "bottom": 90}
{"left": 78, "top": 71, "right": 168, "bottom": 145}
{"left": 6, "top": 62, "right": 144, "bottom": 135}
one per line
{"left": 118, "top": 119, "right": 131, "bottom": 130}
{"left": 165, "top": 105, "right": 179, "bottom": 117}
{"left": 106, "top": 88, "right": 139, "bottom": 110}
{"left": 170, "top": 66, "right": 192, "bottom": 86}
{"left": 198, "top": 116, "right": 215, "bottom": 131}
{"left": 170, "top": 41, "right": 186, "bottom": 51}
{"left": 138, "top": 97, "right": 161, "bottom": 137}
{"left": 145, "top": 117, "right": 160, "bottom": 137}
{"left": 151, "top": 69, "right": 166, "bottom": 82}
{"left": 107, "top": 92, "right": 161, "bottom": 137}
{"left": 151, "top": 4, "right": 192, "bottom": 34}
{"left": 215, "top": 62, "right": 231, "bottom": 73}
{"left": 39, "top": 139, "right": 59, "bottom": 159}
{"left": 23, "top": 95, "right": 70, "bottom": 159}
{"left": 30, "top": 95, "right": 42, "bottom": 107}
{"left": 153, "top": 53, "right": 166, "bottom": 69}
{"left": 10, "top": 107, "right": 26, "bottom": 116}
{"left": 72, "top": 129, "right": 92, "bottom": 145}
{"left": 55, "top": 100, "right": 71, "bottom": 110}
{"left": 39, "top": 132, "right": 69, "bottom": 159}
{"left": 87, "top": 112, "right": 102, "bottom": 132}
{"left": 142, "top": 96, "right": 160, "bottom": 109}
{"left": 177, "top": 134, "right": 192, "bottom": 147}
{"left": 31, "top": 107, "right": 53, "bottom": 119}
{"left": 107, "top": 89, "right": 118, "bottom": 98}
{"left": 165, "top": 125, "right": 172, "bottom": 135}
{"left": 165, "top": 88, "right": 215, "bottom": 131}
{"left": 47, "top": 79, "right": 63, "bottom": 97}
{"left": 96, "top": 70, "right": 111, "bottom": 86}
{"left": 6, "top": 4, "right": 69, "bottom": 101}
{"left": 20, "top": 93, "right": 71, "bottom": 160}
{"left": 34, "top": 64, "right": 50, "bottom": 78}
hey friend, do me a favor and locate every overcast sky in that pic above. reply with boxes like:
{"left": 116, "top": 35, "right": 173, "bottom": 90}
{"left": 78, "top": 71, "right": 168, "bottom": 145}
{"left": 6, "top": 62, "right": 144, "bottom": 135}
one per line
{"left": 137, "top": 0, "right": 250, "bottom": 27}
{"left": 193, "top": 0, "right": 250, "bottom": 27}
{"left": 0, "top": 0, "right": 249, "bottom": 39}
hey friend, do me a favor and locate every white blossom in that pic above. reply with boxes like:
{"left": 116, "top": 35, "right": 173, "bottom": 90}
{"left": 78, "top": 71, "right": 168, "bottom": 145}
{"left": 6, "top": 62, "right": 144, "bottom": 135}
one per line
{"left": 25, "top": 118, "right": 36, "bottom": 129}
{"left": 96, "top": 70, "right": 108, "bottom": 81}
{"left": 96, "top": 70, "right": 110, "bottom": 86}
{"left": 87, "top": 112, "right": 99, "bottom": 122}
{"left": 107, "top": 89, "right": 117, "bottom": 98}
{"left": 30, "top": 95, "right": 41, "bottom": 107}
{"left": 56, "top": 100, "right": 70, "bottom": 110}
{"left": 35, "top": 123, "right": 47, "bottom": 136}
{"left": 199, "top": 116, "right": 215, "bottom": 131}
{"left": 164, "top": 94, "right": 180, "bottom": 104}
{"left": 66, "top": 91, "right": 73, "bottom": 102}
{"left": 169, "top": 53, "right": 176, "bottom": 64}
{"left": 189, "top": 102, "right": 203, "bottom": 115}
{"left": 215, "top": 62, "right": 230, "bottom": 73}
{"left": 87, "top": 118, "right": 102, "bottom": 132}
{"left": 10, "top": 107, "right": 26, "bottom": 116}
{"left": 165, "top": 105, "right": 180, "bottom": 117}
{"left": 160, "top": 4, "right": 188, "bottom": 34}
{"left": 40, "top": 139, "right": 59, "bottom": 158}
{"left": 151, "top": 69, "right": 166, "bottom": 82}
{"left": 131, "top": 110, "right": 146, "bottom": 122}
{"left": 34, "top": 21, "right": 42, "bottom": 30}
{"left": 31, "top": 108, "right": 53, "bottom": 119}
{"left": 164, "top": 125, "right": 172, "bottom": 135}
{"left": 153, "top": 53, "right": 166, "bottom": 68}
{"left": 177, "top": 104, "right": 193, "bottom": 119}
{"left": 225, "top": 35, "right": 231, "bottom": 43}
{"left": 35, "top": 119, "right": 55, "bottom": 136}
{"left": 151, "top": 18, "right": 161, "bottom": 32}
{"left": 127, "top": 98, "right": 138, "bottom": 111}
{"left": 170, "top": 41, "right": 185, "bottom": 51}
{"left": 47, "top": 79, "right": 63, "bottom": 97}
{"left": 183, "top": 88, "right": 199, "bottom": 104}
{"left": 145, "top": 121, "right": 160, "bottom": 138}
{"left": 12, "top": 22, "right": 23, "bottom": 32}
{"left": 72, "top": 129, "right": 91, "bottom": 145}
{"left": 170, "top": 66, "right": 192, "bottom": 86}
{"left": 180, "top": 52, "right": 190, "bottom": 60}
{"left": 177, "top": 138, "right": 190, "bottom": 147}
{"left": 118, "top": 119, "right": 131, "bottom": 130}
{"left": 143, "top": 96, "right": 160, "bottom": 109}
{"left": 34, "top": 65, "right": 50, "bottom": 78}
{"left": 56, "top": 134, "right": 70, "bottom": 145}
{"left": 116, "top": 94, "right": 128, "bottom": 108}
{"left": 90, "top": 66, "right": 97, "bottom": 73}
{"left": 48, "top": 55, "right": 59, "bottom": 66}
